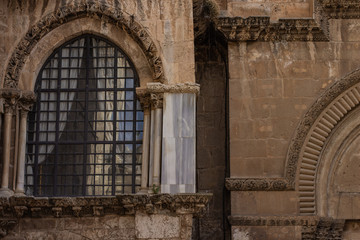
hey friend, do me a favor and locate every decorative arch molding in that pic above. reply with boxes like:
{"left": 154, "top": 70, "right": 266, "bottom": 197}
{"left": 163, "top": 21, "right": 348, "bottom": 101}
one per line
{"left": 294, "top": 69, "right": 360, "bottom": 215}
{"left": 3, "top": 0, "right": 164, "bottom": 89}
{"left": 226, "top": 68, "right": 360, "bottom": 193}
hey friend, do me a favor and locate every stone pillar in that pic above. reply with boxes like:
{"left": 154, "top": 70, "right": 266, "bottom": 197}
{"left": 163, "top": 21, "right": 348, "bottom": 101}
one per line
{"left": 148, "top": 108, "right": 155, "bottom": 188}
{"left": 161, "top": 92, "right": 197, "bottom": 193}
{"left": 138, "top": 93, "right": 151, "bottom": 193}
{"left": 151, "top": 93, "right": 163, "bottom": 189}
{"left": 0, "top": 89, "right": 20, "bottom": 197}
{"left": 15, "top": 92, "right": 36, "bottom": 195}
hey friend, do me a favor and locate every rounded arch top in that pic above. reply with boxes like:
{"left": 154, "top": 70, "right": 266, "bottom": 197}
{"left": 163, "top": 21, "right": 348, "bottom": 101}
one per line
{"left": 283, "top": 68, "right": 360, "bottom": 215}
{"left": 3, "top": 0, "right": 164, "bottom": 89}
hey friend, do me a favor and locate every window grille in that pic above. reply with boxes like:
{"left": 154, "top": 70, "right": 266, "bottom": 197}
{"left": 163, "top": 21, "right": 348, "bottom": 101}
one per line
{"left": 25, "top": 34, "right": 143, "bottom": 196}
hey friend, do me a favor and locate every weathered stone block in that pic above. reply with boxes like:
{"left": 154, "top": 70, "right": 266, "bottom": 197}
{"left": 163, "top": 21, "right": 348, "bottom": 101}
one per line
{"left": 135, "top": 214, "right": 180, "bottom": 239}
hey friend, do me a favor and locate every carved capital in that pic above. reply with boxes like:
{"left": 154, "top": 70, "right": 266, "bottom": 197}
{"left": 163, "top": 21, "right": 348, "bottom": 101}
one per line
{"left": 136, "top": 90, "right": 151, "bottom": 111}
{"left": 1, "top": 89, "right": 21, "bottom": 115}
{"left": 18, "top": 90, "right": 36, "bottom": 113}
{"left": 150, "top": 93, "right": 164, "bottom": 109}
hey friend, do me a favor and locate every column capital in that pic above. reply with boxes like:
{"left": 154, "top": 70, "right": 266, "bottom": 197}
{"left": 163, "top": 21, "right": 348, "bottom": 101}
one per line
{"left": 150, "top": 93, "right": 164, "bottom": 109}
{"left": 1, "top": 88, "right": 21, "bottom": 114}
{"left": 18, "top": 91, "right": 36, "bottom": 113}
{"left": 136, "top": 91, "right": 151, "bottom": 111}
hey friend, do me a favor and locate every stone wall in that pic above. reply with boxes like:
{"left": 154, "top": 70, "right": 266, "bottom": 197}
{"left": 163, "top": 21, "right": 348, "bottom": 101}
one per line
{"left": 5, "top": 214, "right": 192, "bottom": 240}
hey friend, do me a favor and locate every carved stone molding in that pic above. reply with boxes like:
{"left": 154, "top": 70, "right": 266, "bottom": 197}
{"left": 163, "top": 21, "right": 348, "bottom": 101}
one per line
{"left": 146, "top": 82, "right": 200, "bottom": 95}
{"left": 225, "top": 178, "right": 292, "bottom": 191}
{"left": 0, "top": 194, "right": 212, "bottom": 218}
{"left": 3, "top": 0, "right": 164, "bottom": 89}
{"left": 320, "top": 0, "right": 360, "bottom": 19}
{"left": 217, "top": 17, "right": 329, "bottom": 42}
{"left": 229, "top": 216, "right": 345, "bottom": 240}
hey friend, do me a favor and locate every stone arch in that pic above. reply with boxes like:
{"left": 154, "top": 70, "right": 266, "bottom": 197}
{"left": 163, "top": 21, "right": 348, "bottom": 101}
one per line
{"left": 18, "top": 17, "right": 153, "bottom": 91}
{"left": 3, "top": 0, "right": 164, "bottom": 89}
{"left": 286, "top": 68, "right": 360, "bottom": 215}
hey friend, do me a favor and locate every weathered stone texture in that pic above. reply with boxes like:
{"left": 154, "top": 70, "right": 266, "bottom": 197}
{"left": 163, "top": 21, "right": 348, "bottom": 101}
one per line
{"left": 195, "top": 30, "right": 228, "bottom": 239}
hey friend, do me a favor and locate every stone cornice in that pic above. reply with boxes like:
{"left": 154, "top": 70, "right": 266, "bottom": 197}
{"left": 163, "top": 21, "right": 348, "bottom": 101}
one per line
{"left": 0, "top": 194, "right": 212, "bottom": 218}
{"left": 146, "top": 83, "right": 200, "bottom": 95}
{"left": 229, "top": 215, "right": 345, "bottom": 239}
{"left": 217, "top": 17, "right": 329, "bottom": 42}
{"left": 225, "top": 178, "right": 292, "bottom": 191}
{"left": 319, "top": 0, "right": 360, "bottom": 19}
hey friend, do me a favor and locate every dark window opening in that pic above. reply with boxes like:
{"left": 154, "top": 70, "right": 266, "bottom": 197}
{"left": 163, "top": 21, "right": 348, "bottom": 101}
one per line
{"left": 25, "top": 34, "right": 143, "bottom": 196}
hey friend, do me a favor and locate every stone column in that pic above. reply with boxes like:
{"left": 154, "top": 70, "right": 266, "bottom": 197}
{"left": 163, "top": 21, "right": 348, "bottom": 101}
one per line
{"left": 151, "top": 93, "right": 163, "bottom": 189}
{"left": 138, "top": 93, "right": 151, "bottom": 193}
{"left": 15, "top": 92, "right": 36, "bottom": 195}
{"left": 0, "top": 89, "right": 19, "bottom": 197}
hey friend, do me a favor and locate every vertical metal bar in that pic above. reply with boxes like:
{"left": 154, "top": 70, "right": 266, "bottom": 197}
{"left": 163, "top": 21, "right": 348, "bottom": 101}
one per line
{"left": 54, "top": 48, "right": 62, "bottom": 196}
{"left": 83, "top": 35, "right": 90, "bottom": 196}
{"left": 112, "top": 47, "right": 117, "bottom": 195}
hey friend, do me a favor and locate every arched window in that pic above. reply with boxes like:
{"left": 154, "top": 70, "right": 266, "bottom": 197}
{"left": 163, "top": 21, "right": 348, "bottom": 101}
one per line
{"left": 25, "top": 34, "right": 143, "bottom": 196}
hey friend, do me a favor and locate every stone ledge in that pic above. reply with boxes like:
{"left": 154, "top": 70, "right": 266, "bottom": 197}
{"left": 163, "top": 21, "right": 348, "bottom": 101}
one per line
{"left": 0, "top": 194, "right": 212, "bottom": 218}
{"left": 217, "top": 17, "right": 329, "bottom": 42}
{"left": 320, "top": 0, "right": 360, "bottom": 19}
{"left": 229, "top": 215, "right": 345, "bottom": 239}
{"left": 225, "top": 178, "right": 293, "bottom": 191}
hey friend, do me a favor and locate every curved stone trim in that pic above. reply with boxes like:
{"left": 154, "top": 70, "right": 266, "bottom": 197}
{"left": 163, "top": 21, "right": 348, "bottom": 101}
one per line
{"left": 298, "top": 84, "right": 360, "bottom": 215}
{"left": 3, "top": 0, "right": 164, "bottom": 88}
{"left": 0, "top": 194, "right": 212, "bottom": 218}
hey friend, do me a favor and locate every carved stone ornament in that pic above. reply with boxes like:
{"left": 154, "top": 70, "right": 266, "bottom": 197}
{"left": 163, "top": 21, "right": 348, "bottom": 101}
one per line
{"left": 225, "top": 178, "right": 291, "bottom": 191}
{"left": 18, "top": 90, "right": 37, "bottom": 112}
{"left": 319, "top": 0, "right": 360, "bottom": 19}
{"left": 136, "top": 90, "right": 151, "bottom": 110}
{"left": 146, "top": 82, "right": 201, "bottom": 95}
{"left": 0, "top": 194, "right": 211, "bottom": 219}
{"left": 0, "top": 88, "right": 21, "bottom": 114}
{"left": 229, "top": 216, "right": 345, "bottom": 240}
{"left": 150, "top": 93, "right": 164, "bottom": 109}
{"left": 217, "top": 17, "right": 329, "bottom": 42}
{"left": 3, "top": 0, "right": 164, "bottom": 89}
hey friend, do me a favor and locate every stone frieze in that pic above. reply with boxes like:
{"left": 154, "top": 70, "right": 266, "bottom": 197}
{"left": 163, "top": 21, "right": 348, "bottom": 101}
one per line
{"left": 217, "top": 17, "right": 329, "bottom": 42}
{"left": 0, "top": 194, "right": 212, "bottom": 219}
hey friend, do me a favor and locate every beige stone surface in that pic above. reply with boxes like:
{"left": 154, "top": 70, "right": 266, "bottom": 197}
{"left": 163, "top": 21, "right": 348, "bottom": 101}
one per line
{"left": 231, "top": 191, "right": 298, "bottom": 215}
{"left": 135, "top": 214, "right": 181, "bottom": 239}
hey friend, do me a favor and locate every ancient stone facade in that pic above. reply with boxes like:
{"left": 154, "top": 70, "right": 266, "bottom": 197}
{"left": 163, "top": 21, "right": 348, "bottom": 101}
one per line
{"left": 2, "top": 0, "right": 360, "bottom": 239}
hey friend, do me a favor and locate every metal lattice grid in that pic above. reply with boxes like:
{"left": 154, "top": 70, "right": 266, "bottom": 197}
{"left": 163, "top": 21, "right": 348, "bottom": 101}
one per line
{"left": 25, "top": 34, "right": 143, "bottom": 196}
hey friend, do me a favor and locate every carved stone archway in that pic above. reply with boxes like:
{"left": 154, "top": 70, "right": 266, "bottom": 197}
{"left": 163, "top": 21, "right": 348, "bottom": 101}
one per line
{"left": 291, "top": 69, "right": 360, "bottom": 215}
{"left": 3, "top": 0, "right": 164, "bottom": 89}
